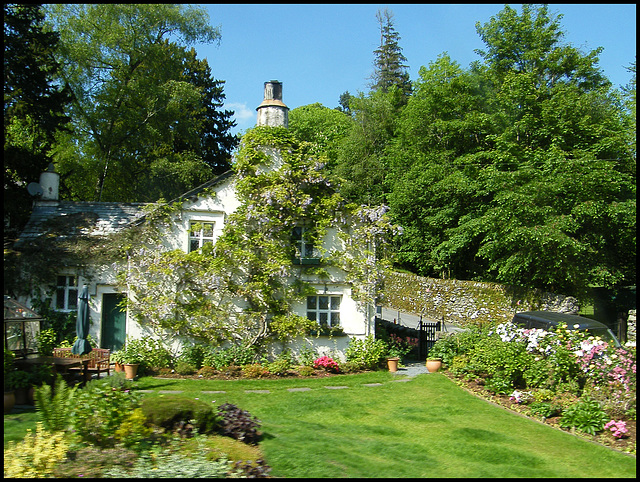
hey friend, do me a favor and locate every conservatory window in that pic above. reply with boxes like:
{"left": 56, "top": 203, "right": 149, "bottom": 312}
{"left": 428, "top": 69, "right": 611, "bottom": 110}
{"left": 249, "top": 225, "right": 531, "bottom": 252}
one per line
{"left": 56, "top": 275, "right": 78, "bottom": 311}
{"left": 306, "top": 295, "right": 341, "bottom": 328}
{"left": 189, "top": 221, "right": 215, "bottom": 252}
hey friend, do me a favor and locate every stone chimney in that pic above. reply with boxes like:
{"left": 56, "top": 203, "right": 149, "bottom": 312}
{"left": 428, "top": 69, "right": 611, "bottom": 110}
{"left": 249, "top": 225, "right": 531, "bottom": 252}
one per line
{"left": 39, "top": 163, "right": 60, "bottom": 201}
{"left": 256, "top": 80, "right": 289, "bottom": 128}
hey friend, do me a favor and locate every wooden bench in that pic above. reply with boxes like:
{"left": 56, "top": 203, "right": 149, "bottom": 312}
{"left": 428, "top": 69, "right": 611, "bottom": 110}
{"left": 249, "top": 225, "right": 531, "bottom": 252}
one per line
{"left": 52, "top": 347, "right": 111, "bottom": 378}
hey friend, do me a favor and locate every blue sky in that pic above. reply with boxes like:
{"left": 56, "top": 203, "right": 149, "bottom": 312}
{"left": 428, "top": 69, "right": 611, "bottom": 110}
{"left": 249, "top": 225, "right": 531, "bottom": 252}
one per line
{"left": 195, "top": 4, "right": 636, "bottom": 135}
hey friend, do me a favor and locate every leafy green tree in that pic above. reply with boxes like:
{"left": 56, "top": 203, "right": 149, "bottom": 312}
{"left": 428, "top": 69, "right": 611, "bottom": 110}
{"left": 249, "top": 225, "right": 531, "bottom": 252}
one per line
{"left": 44, "top": 4, "right": 237, "bottom": 202}
{"left": 338, "top": 91, "right": 353, "bottom": 115}
{"left": 370, "top": 7, "right": 411, "bottom": 103}
{"left": 288, "top": 102, "right": 353, "bottom": 171}
{"left": 331, "top": 8, "right": 411, "bottom": 207}
{"left": 386, "top": 54, "right": 491, "bottom": 278}
{"left": 4, "top": 3, "right": 72, "bottom": 235}
{"left": 386, "top": 5, "right": 635, "bottom": 297}
{"left": 334, "top": 89, "right": 401, "bottom": 205}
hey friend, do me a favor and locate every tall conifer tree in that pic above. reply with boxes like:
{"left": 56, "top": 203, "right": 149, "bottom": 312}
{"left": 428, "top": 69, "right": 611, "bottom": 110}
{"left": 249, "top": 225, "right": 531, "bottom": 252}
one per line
{"left": 370, "top": 8, "right": 411, "bottom": 103}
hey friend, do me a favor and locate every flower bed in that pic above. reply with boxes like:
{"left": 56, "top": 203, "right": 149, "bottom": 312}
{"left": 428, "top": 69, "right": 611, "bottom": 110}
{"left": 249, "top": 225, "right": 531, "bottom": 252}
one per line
{"left": 445, "top": 371, "right": 636, "bottom": 454}
{"left": 430, "top": 321, "right": 636, "bottom": 455}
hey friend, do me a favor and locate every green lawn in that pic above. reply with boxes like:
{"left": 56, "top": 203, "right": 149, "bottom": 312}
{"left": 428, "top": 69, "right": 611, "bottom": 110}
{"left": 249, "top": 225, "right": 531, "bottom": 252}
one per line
{"left": 5, "top": 372, "right": 636, "bottom": 478}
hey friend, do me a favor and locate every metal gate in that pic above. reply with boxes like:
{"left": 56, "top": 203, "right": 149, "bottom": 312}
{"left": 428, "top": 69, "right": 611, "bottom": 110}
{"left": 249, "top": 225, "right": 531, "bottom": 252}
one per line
{"left": 418, "top": 318, "right": 441, "bottom": 359}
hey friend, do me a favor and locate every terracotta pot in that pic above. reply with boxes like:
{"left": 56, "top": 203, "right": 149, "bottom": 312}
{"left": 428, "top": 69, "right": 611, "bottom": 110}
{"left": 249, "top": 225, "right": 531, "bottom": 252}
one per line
{"left": 114, "top": 363, "right": 124, "bottom": 373}
{"left": 387, "top": 357, "right": 400, "bottom": 373}
{"left": 124, "top": 363, "right": 139, "bottom": 380}
{"left": 426, "top": 358, "right": 442, "bottom": 373}
{"left": 4, "top": 391, "right": 16, "bottom": 414}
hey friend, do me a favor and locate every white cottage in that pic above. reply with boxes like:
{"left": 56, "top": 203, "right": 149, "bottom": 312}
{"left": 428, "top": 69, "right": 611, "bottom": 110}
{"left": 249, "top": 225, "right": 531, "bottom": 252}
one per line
{"left": 10, "top": 81, "right": 377, "bottom": 361}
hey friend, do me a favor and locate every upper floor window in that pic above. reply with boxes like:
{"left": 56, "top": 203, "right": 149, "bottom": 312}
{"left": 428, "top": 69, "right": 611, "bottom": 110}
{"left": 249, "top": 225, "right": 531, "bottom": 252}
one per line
{"left": 189, "top": 221, "right": 215, "bottom": 252}
{"left": 292, "top": 226, "right": 320, "bottom": 264}
{"left": 56, "top": 275, "right": 78, "bottom": 311}
{"left": 307, "top": 295, "right": 341, "bottom": 328}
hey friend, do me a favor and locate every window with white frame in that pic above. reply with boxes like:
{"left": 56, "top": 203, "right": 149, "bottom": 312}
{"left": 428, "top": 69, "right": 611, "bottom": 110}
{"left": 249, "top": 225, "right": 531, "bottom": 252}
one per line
{"left": 56, "top": 275, "right": 78, "bottom": 311}
{"left": 292, "top": 226, "right": 319, "bottom": 264}
{"left": 306, "top": 295, "right": 341, "bottom": 328}
{"left": 189, "top": 221, "right": 215, "bottom": 252}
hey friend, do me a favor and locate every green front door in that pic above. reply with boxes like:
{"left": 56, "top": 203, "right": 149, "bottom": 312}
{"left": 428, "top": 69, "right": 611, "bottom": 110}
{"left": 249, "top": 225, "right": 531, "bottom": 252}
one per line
{"left": 101, "top": 293, "right": 126, "bottom": 351}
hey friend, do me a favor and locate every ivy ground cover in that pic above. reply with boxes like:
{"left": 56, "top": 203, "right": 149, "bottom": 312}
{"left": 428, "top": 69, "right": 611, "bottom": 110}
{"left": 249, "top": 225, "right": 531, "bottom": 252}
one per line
{"left": 132, "top": 372, "right": 636, "bottom": 478}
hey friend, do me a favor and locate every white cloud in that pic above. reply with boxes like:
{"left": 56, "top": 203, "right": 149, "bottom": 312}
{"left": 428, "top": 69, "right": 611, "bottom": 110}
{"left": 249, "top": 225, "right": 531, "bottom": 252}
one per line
{"left": 225, "top": 102, "right": 255, "bottom": 131}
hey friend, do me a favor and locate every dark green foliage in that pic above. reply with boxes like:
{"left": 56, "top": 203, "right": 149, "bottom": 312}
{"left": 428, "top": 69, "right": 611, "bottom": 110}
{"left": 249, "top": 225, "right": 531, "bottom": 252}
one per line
{"left": 216, "top": 403, "right": 262, "bottom": 445}
{"left": 559, "top": 396, "right": 609, "bottom": 436}
{"left": 4, "top": 3, "right": 72, "bottom": 236}
{"left": 384, "top": 5, "right": 635, "bottom": 296}
{"left": 72, "top": 374, "right": 141, "bottom": 446}
{"left": 140, "top": 395, "right": 221, "bottom": 435}
{"left": 370, "top": 8, "right": 411, "bottom": 102}
{"left": 179, "top": 343, "right": 210, "bottom": 369}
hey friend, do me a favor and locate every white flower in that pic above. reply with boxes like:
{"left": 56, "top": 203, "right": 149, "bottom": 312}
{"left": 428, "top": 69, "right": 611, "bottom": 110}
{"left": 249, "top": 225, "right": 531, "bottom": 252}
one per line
{"left": 573, "top": 324, "right": 580, "bottom": 329}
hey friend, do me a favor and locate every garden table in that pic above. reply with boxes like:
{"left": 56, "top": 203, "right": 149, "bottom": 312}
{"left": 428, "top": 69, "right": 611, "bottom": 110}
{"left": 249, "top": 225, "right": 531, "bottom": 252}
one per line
{"left": 15, "top": 356, "right": 91, "bottom": 386}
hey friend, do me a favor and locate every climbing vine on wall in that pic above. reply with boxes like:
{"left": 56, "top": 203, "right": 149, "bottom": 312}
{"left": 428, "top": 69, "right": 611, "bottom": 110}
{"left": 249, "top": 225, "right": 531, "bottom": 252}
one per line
{"left": 119, "top": 126, "right": 400, "bottom": 348}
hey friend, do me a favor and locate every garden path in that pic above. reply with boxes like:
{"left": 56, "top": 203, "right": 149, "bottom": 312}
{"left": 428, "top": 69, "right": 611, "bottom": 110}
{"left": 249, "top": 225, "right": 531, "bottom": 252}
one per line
{"left": 134, "top": 362, "right": 433, "bottom": 396}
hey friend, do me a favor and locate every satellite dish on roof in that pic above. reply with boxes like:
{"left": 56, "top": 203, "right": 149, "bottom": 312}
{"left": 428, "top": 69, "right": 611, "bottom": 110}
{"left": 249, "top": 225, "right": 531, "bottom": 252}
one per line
{"left": 27, "top": 182, "right": 44, "bottom": 197}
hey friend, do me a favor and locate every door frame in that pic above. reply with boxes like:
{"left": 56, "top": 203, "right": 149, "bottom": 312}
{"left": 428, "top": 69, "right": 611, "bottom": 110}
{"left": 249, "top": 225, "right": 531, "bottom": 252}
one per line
{"left": 97, "top": 285, "right": 127, "bottom": 351}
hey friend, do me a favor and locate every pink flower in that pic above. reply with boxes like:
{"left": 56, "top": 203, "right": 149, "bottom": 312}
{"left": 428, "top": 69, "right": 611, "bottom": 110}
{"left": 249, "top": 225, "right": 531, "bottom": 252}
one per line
{"left": 604, "top": 420, "right": 628, "bottom": 439}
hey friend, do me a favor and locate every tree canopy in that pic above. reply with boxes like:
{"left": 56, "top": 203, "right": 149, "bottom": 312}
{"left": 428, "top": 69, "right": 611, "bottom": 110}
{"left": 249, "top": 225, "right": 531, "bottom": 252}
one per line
{"left": 298, "top": 5, "right": 634, "bottom": 299}
{"left": 383, "top": 4, "right": 635, "bottom": 297}
{"left": 370, "top": 7, "right": 412, "bottom": 103}
{"left": 44, "top": 4, "right": 238, "bottom": 202}
{"left": 4, "top": 4, "right": 72, "bottom": 236}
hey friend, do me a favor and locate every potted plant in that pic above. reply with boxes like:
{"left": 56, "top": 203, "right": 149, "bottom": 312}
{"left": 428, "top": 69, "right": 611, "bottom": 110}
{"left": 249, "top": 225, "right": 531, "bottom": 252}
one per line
{"left": 426, "top": 343, "right": 445, "bottom": 373}
{"left": 119, "top": 343, "right": 143, "bottom": 380}
{"left": 9, "top": 370, "right": 32, "bottom": 405}
{"left": 385, "top": 334, "right": 413, "bottom": 372}
{"left": 385, "top": 345, "right": 402, "bottom": 373}
{"left": 425, "top": 357, "right": 442, "bottom": 373}
{"left": 111, "top": 350, "right": 125, "bottom": 372}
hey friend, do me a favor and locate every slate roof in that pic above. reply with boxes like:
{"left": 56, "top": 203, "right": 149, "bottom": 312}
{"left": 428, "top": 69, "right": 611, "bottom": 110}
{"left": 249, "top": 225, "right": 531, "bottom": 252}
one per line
{"left": 14, "top": 201, "right": 148, "bottom": 249}
{"left": 13, "top": 170, "right": 236, "bottom": 250}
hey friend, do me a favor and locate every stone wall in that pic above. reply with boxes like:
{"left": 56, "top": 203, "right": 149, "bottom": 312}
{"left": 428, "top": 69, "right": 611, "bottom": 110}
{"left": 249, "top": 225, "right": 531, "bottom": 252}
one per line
{"left": 626, "top": 309, "right": 636, "bottom": 343}
{"left": 381, "top": 271, "right": 579, "bottom": 327}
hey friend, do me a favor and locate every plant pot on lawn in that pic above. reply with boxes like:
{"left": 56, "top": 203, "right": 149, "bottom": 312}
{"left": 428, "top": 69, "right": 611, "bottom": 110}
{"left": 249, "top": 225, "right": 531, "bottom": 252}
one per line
{"left": 387, "top": 357, "right": 400, "bottom": 372}
{"left": 4, "top": 369, "right": 31, "bottom": 405}
{"left": 124, "top": 363, "right": 139, "bottom": 380}
{"left": 111, "top": 351, "right": 125, "bottom": 372}
{"left": 426, "top": 358, "right": 442, "bottom": 373}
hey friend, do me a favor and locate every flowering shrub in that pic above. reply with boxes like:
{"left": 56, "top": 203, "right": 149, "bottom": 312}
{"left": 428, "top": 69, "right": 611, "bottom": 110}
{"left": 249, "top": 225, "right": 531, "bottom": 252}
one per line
{"left": 314, "top": 356, "right": 340, "bottom": 373}
{"left": 603, "top": 419, "right": 628, "bottom": 439}
{"left": 437, "top": 321, "right": 636, "bottom": 423}
{"left": 385, "top": 333, "right": 418, "bottom": 359}
{"left": 509, "top": 390, "right": 534, "bottom": 404}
